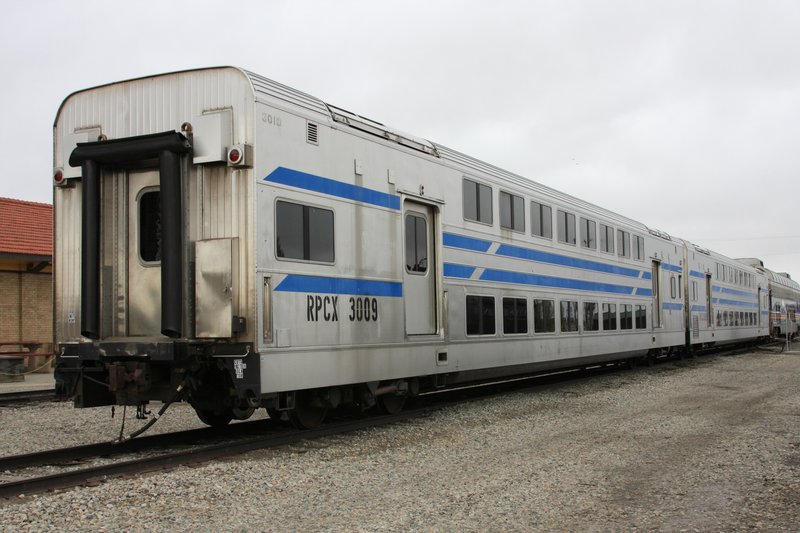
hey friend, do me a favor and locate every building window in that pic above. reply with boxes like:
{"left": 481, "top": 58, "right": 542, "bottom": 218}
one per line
{"left": 617, "top": 229, "right": 631, "bottom": 258}
{"left": 560, "top": 300, "right": 579, "bottom": 332}
{"left": 602, "top": 303, "right": 617, "bottom": 330}
{"left": 600, "top": 224, "right": 614, "bottom": 254}
{"left": 466, "top": 295, "right": 495, "bottom": 335}
{"left": 531, "top": 201, "right": 553, "bottom": 239}
{"left": 620, "top": 304, "right": 633, "bottom": 330}
{"left": 139, "top": 190, "right": 161, "bottom": 263}
{"left": 463, "top": 179, "right": 492, "bottom": 224}
{"left": 500, "top": 191, "right": 525, "bottom": 232}
{"left": 503, "top": 297, "right": 528, "bottom": 334}
{"left": 583, "top": 302, "right": 599, "bottom": 331}
{"left": 557, "top": 210, "right": 576, "bottom": 245}
{"left": 534, "top": 299, "right": 556, "bottom": 333}
{"left": 635, "top": 305, "right": 647, "bottom": 329}
{"left": 404, "top": 213, "right": 428, "bottom": 273}
{"left": 276, "top": 200, "right": 335, "bottom": 262}
{"left": 580, "top": 218, "right": 596, "bottom": 250}
{"left": 633, "top": 235, "right": 645, "bottom": 261}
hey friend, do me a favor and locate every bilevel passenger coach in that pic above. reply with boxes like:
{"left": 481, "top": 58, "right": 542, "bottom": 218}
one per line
{"left": 52, "top": 67, "right": 798, "bottom": 429}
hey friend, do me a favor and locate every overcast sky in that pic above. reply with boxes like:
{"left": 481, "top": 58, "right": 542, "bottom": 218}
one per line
{"left": 1, "top": 0, "right": 798, "bottom": 278}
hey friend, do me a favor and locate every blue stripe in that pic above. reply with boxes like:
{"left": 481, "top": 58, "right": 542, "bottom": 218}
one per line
{"left": 442, "top": 233, "right": 492, "bottom": 253}
{"left": 636, "top": 288, "right": 653, "bottom": 296}
{"left": 264, "top": 167, "right": 401, "bottom": 210}
{"left": 275, "top": 275, "right": 402, "bottom": 297}
{"left": 663, "top": 303, "right": 684, "bottom": 311}
{"left": 495, "top": 244, "right": 645, "bottom": 279}
{"left": 442, "top": 232, "right": 649, "bottom": 280}
{"left": 443, "top": 264, "right": 476, "bottom": 279}
{"left": 690, "top": 270, "right": 706, "bottom": 279}
{"left": 712, "top": 286, "right": 756, "bottom": 299}
{"left": 662, "top": 263, "right": 682, "bottom": 273}
{"left": 478, "top": 268, "right": 636, "bottom": 295}
{"left": 713, "top": 297, "right": 758, "bottom": 309}
{"left": 691, "top": 305, "right": 707, "bottom": 312}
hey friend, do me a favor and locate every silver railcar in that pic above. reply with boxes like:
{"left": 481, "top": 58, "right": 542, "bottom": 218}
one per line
{"left": 53, "top": 67, "right": 771, "bottom": 427}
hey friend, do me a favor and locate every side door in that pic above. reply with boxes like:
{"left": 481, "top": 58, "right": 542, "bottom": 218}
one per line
{"left": 403, "top": 200, "right": 437, "bottom": 335}
{"left": 128, "top": 170, "right": 162, "bottom": 336}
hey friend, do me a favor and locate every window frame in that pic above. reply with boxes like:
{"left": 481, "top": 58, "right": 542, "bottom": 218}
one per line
{"left": 404, "top": 212, "right": 429, "bottom": 275}
{"left": 583, "top": 301, "right": 599, "bottom": 331}
{"left": 463, "top": 178, "right": 493, "bottom": 225}
{"left": 602, "top": 303, "right": 617, "bottom": 331}
{"left": 599, "top": 223, "right": 615, "bottom": 254}
{"left": 533, "top": 298, "right": 556, "bottom": 334}
{"left": 499, "top": 190, "right": 525, "bottom": 233}
{"left": 137, "top": 187, "right": 162, "bottom": 266}
{"left": 560, "top": 300, "right": 579, "bottom": 332}
{"left": 531, "top": 201, "right": 553, "bottom": 240}
{"left": 275, "top": 199, "right": 336, "bottom": 264}
{"left": 580, "top": 217, "right": 597, "bottom": 250}
{"left": 557, "top": 209, "right": 576, "bottom": 246}
{"left": 617, "top": 229, "right": 631, "bottom": 259}
{"left": 466, "top": 295, "right": 496, "bottom": 336}
{"left": 502, "top": 297, "right": 528, "bottom": 335}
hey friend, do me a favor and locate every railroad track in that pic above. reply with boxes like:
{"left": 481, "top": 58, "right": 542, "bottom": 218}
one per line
{"left": 0, "top": 344, "right": 775, "bottom": 499}
{"left": 0, "top": 389, "right": 56, "bottom": 406}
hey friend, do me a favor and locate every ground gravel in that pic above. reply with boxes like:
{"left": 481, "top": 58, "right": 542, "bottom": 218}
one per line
{"left": 1, "top": 349, "right": 798, "bottom": 532}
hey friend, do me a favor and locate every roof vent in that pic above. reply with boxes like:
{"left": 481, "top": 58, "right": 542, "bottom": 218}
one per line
{"left": 307, "top": 122, "right": 318, "bottom": 145}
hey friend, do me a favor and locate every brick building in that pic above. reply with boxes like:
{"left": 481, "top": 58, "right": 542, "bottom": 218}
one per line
{"left": 0, "top": 197, "right": 53, "bottom": 348}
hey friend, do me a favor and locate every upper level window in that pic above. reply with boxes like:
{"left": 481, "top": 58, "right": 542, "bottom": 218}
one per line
{"left": 463, "top": 178, "right": 492, "bottom": 224}
{"left": 580, "top": 218, "right": 596, "bottom": 250}
{"left": 276, "top": 200, "right": 335, "bottom": 262}
{"left": 617, "top": 230, "right": 631, "bottom": 258}
{"left": 600, "top": 224, "right": 614, "bottom": 254}
{"left": 139, "top": 190, "right": 161, "bottom": 263}
{"left": 633, "top": 235, "right": 645, "bottom": 261}
{"left": 531, "top": 201, "right": 553, "bottom": 239}
{"left": 500, "top": 191, "right": 525, "bottom": 232}
{"left": 405, "top": 213, "right": 428, "bottom": 273}
{"left": 557, "top": 210, "right": 576, "bottom": 245}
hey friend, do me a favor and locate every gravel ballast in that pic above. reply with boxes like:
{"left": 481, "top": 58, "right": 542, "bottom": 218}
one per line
{"left": 1, "top": 349, "right": 798, "bottom": 531}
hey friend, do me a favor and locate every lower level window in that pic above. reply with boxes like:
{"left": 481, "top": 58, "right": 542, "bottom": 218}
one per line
{"left": 583, "top": 302, "right": 599, "bottom": 331}
{"left": 276, "top": 200, "right": 335, "bottom": 262}
{"left": 534, "top": 299, "right": 556, "bottom": 333}
{"left": 621, "top": 304, "right": 633, "bottom": 330}
{"left": 467, "top": 295, "right": 495, "bottom": 335}
{"left": 635, "top": 305, "right": 647, "bottom": 329}
{"left": 603, "top": 303, "right": 617, "bottom": 330}
{"left": 503, "top": 298, "right": 528, "bottom": 334}
{"left": 560, "top": 300, "right": 579, "bottom": 332}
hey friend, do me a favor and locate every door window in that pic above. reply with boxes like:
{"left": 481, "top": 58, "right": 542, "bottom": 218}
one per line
{"left": 405, "top": 213, "right": 428, "bottom": 273}
{"left": 139, "top": 190, "right": 161, "bottom": 263}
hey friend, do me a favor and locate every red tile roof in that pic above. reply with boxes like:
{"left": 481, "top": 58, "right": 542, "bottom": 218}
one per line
{"left": 0, "top": 197, "right": 53, "bottom": 257}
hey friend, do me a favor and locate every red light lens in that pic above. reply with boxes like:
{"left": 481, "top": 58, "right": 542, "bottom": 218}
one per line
{"left": 54, "top": 170, "right": 64, "bottom": 184}
{"left": 229, "top": 148, "right": 241, "bottom": 163}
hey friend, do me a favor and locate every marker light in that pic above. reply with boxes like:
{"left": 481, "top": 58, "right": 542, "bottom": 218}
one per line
{"left": 53, "top": 168, "right": 65, "bottom": 185}
{"left": 228, "top": 147, "right": 242, "bottom": 164}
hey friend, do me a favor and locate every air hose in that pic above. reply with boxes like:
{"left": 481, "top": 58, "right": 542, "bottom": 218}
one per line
{"left": 113, "top": 380, "right": 187, "bottom": 444}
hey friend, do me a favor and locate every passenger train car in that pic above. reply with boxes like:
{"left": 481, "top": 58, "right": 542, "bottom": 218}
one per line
{"left": 53, "top": 67, "right": 779, "bottom": 428}
{"left": 739, "top": 259, "right": 800, "bottom": 338}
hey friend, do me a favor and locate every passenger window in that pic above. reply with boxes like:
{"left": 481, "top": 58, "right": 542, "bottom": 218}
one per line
{"left": 139, "top": 190, "right": 161, "bottom": 263}
{"left": 557, "top": 210, "right": 576, "bottom": 245}
{"left": 602, "top": 303, "right": 617, "bottom": 330}
{"left": 463, "top": 179, "right": 492, "bottom": 224}
{"left": 583, "top": 302, "right": 599, "bottom": 331}
{"left": 500, "top": 191, "right": 525, "bottom": 232}
{"left": 560, "top": 300, "right": 579, "bottom": 332}
{"left": 276, "top": 200, "right": 335, "bottom": 262}
{"left": 531, "top": 201, "right": 553, "bottom": 239}
{"left": 633, "top": 235, "right": 645, "bottom": 261}
{"left": 620, "top": 304, "right": 633, "bottom": 330}
{"left": 466, "top": 295, "right": 495, "bottom": 335}
{"left": 617, "top": 230, "right": 631, "bottom": 258}
{"left": 405, "top": 214, "right": 428, "bottom": 273}
{"left": 635, "top": 305, "right": 647, "bottom": 329}
{"left": 580, "top": 218, "right": 596, "bottom": 250}
{"left": 600, "top": 224, "right": 614, "bottom": 254}
{"left": 503, "top": 297, "right": 528, "bottom": 334}
{"left": 533, "top": 299, "right": 556, "bottom": 333}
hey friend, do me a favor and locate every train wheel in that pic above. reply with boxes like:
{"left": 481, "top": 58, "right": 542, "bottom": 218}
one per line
{"left": 377, "top": 393, "right": 406, "bottom": 415}
{"left": 288, "top": 390, "right": 327, "bottom": 429}
{"left": 194, "top": 407, "right": 233, "bottom": 427}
